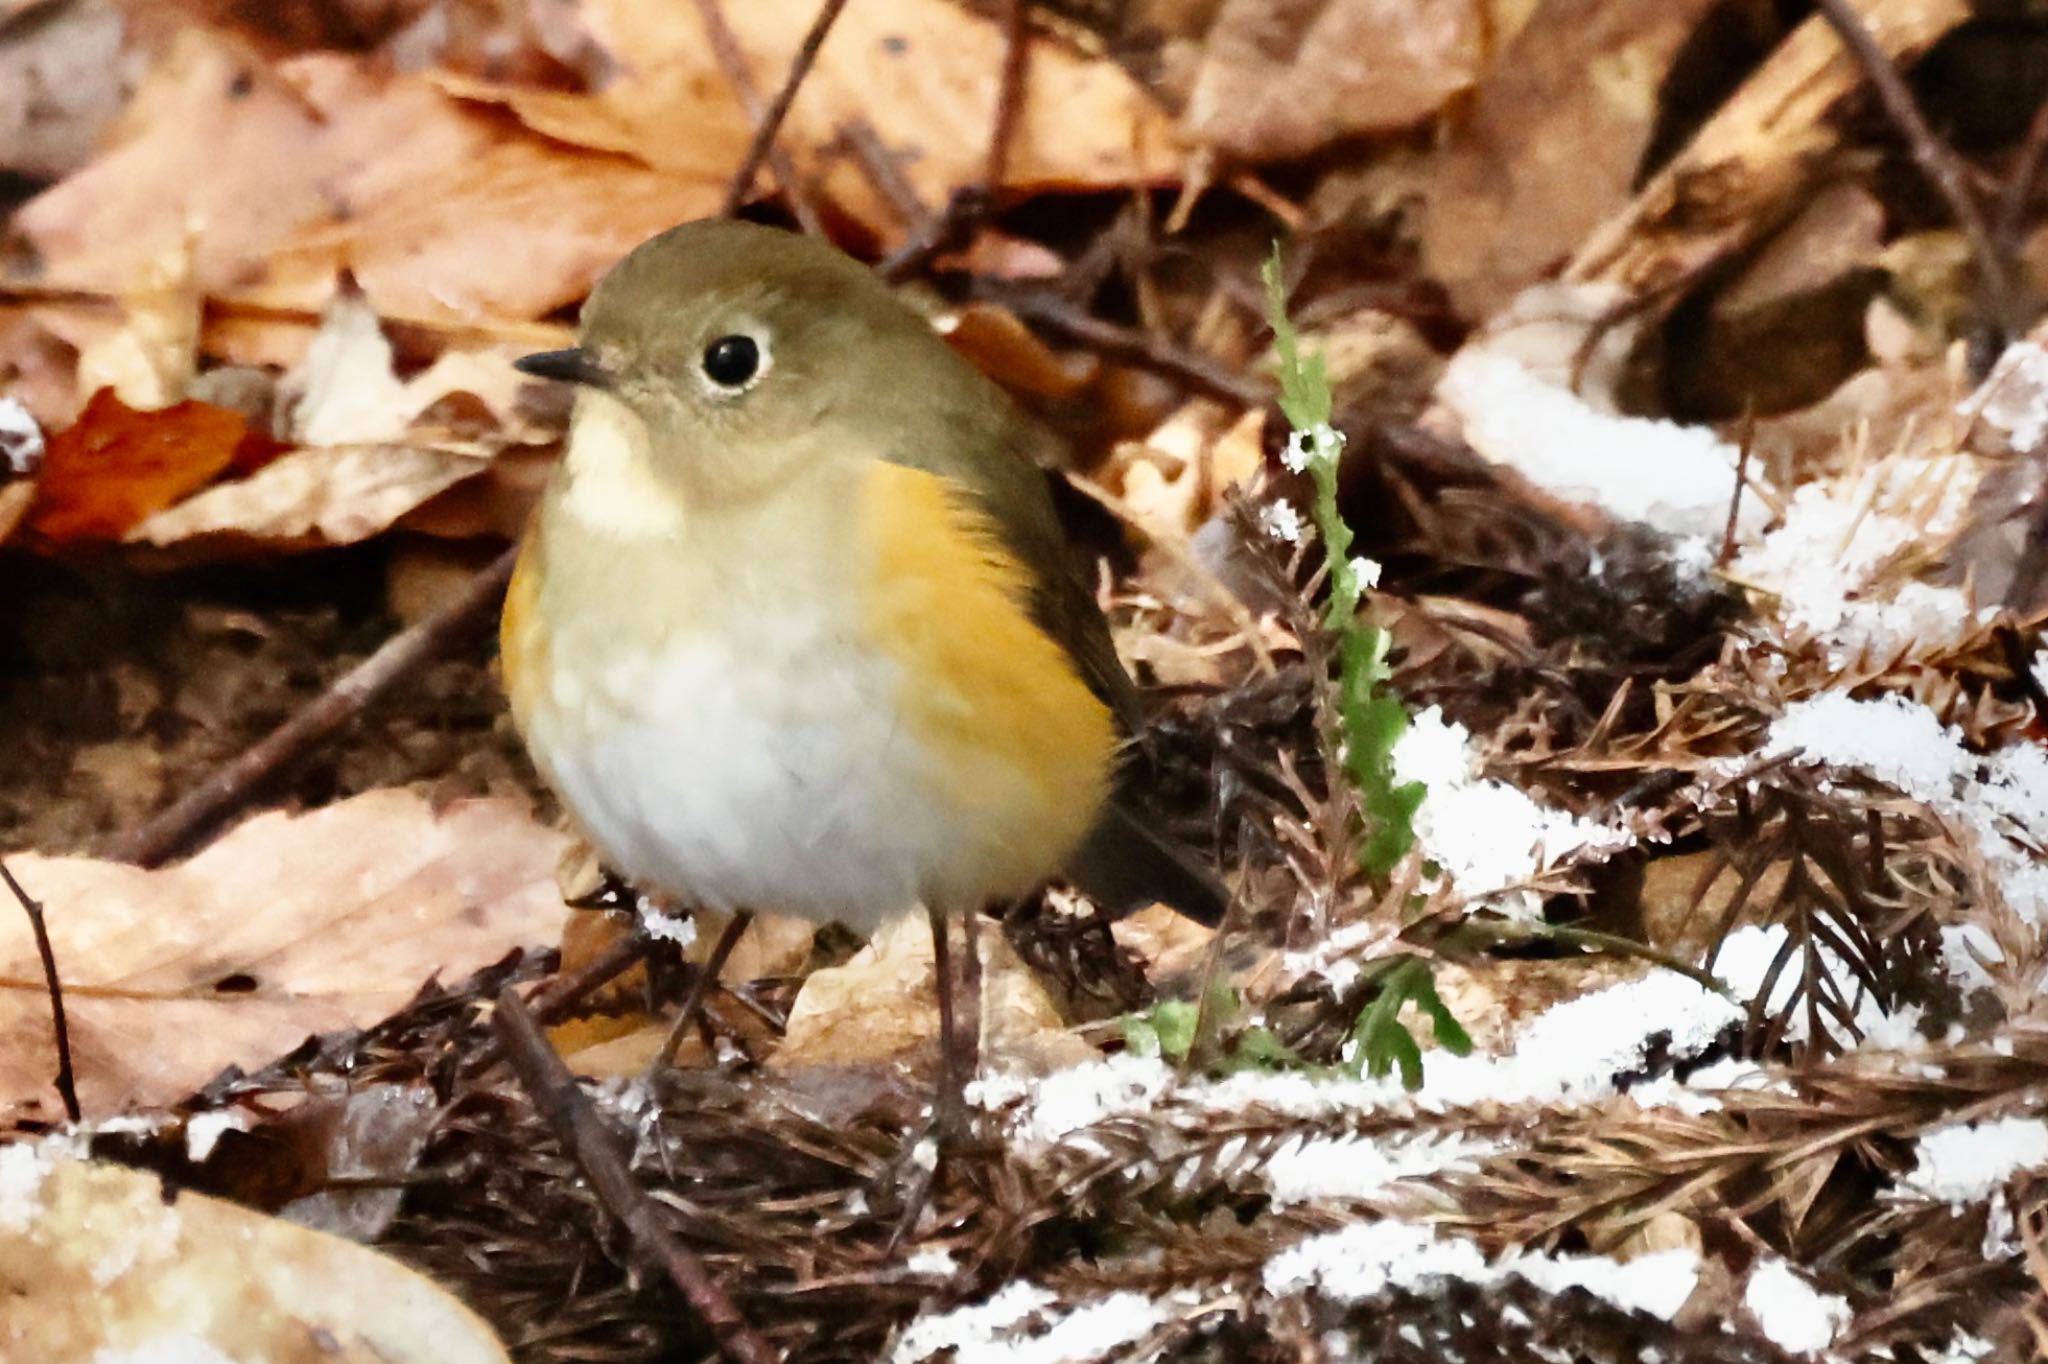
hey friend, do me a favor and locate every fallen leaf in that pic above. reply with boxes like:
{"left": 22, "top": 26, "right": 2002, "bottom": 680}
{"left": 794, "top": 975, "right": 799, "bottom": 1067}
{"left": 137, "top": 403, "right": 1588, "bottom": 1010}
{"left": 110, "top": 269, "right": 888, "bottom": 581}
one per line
{"left": 27, "top": 387, "right": 250, "bottom": 542}
{"left": 1181, "top": 0, "right": 1484, "bottom": 158}
{"left": 1419, "top": 0, "right": 1722, "bottom": 319}
{"left": 0, "top": 790, "right": 569, "bottom": 1122}
{"left": 127, "top": 443, "right": 492, "bottom": 551}
{"left": 9, "top": 24, "right": 716, "bottom": 342}
{"left": 67, "top": 235, "right": 204, "bottom": 411}
{"left": 0, "top": 0, "right": 136, "bottom": 182}
{"left": 0, "top": 1152, "right": 509, "bottom": 1362}
{"left": 777, "top": 910, "right": 1092, "bottom": 1072}
{"left": 443, "top": 0, "right": 1182, "bottom": 236}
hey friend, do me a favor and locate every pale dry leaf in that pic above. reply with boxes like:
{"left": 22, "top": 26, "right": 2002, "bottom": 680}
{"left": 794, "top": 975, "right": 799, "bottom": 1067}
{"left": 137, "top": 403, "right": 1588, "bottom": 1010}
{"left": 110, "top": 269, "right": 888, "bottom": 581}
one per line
{"left": 0, "top": 1154, "right": 509, "bottom": 1362}
{"left": 0, "top": 0, "right": 136, "bottom": 181}
{"left": 777, "top": 910, "right": 1091, "bottom": 1072}
{"left": 443, "top": 0, "right": 1181, "bottom": 238}
{"left": 0, "top": 790, "right": 569, "bottom": 1121}
{"left": 128, "top": 442, "right": 491, "bottom": 550}
{"left": 11, "top": 24, "right": 717, "bottom": 343}
{"left": 66, "top": 234, "right": 204, "bottom": 411}
{"left": 289, "top": 283, "right": 412, "bottom": 446}
{"left": 1181, "top": 0, "right": 1483, "bottom": 159}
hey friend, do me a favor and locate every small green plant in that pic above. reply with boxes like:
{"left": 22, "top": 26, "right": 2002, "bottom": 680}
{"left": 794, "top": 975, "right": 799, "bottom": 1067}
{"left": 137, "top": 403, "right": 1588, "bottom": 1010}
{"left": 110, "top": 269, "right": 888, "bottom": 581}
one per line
{"left": 1123, "top": 987, "right": 1303, "bottom": 1075}
{"left": 1260, "top": 247, "right": 1425, "bottom": 877}
{"left": 1345, "top": 958, "right": 1473, "bottom": 1088}
{"left": 1260, "top": 245, "right": 1465, "bottom": 1090}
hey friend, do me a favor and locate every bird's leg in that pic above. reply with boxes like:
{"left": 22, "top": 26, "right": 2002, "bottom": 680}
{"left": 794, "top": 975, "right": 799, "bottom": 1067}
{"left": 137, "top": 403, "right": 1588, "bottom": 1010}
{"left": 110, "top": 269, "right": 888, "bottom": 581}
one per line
{"left": 926, "top": 901, "right": 967, "bottom": 1144}
{"left": 959, "top": 905, "right": 984, "bottom": 1100}
{"left": 650, "top": 909, "right": 754, "bottom": 1073}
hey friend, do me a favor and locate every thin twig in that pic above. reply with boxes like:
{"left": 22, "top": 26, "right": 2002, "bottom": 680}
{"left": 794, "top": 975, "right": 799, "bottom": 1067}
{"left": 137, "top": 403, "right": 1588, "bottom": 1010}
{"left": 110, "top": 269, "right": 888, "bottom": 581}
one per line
{"left": 695, "top": 0, "right": 826, "bottom": 236}
{"left": 101, "top": 548, "right": 516, "bottom": 868}
{"left": 723, "top": 0, "right": 852, "bottom": 219}
{"left": 1813, "top": 0, "right": 2026, "bottom": 340}
{"left": 492, "top": 988, "right": 777, "bottom": 1364}
{"left": 653, "top": 911, "right": 754, "bottom": 1071}
{"left": 2, "top": 859, "right": 79, "bottom": 1123}
{"left": 1718, "top": 411, "right": 1756, "bottom": 566}
{"left": 980, "top": 284, "right": 1270, "bottom": 410}
{"left": 874, "top": 3, "right": 1033, "bottom": 282}
{"left": 461, "top": 925, "right": 659, "bottom": 1079}
{"left": 1998, "top": 96, "right": 2048, "bottom": 252}
{"left": 984, "top": 0, "right": 1031, "bottom": 194}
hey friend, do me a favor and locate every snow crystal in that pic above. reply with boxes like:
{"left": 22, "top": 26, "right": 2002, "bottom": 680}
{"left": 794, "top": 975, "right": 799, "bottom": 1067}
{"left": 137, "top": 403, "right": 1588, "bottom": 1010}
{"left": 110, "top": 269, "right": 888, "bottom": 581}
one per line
{"left": 1259, "top": 499, "right": 1304, "bottom": 544}
{"left": 1743, "top": 1257, "right": 1851, "bottom": 1355}
{"left": 1392, "top": 706, "right": 1633, "bottom": 919}
{"left": 637, "top": 897, "right": 698, "bottom": 948}
{"left": 1967, "top": 340, "right": 2048, "bottom": 452}
{"left": 905, "top": 1247, "right": 958, "bottom": 1277}
{"left": 1438, "top": 348, "right": 1763, "bottom": 545}
{"left": 1903, "top": 1116, "right": 2048, "bottom": 1203}
{"left": 1265, "top": 1220, "right": 1697, "bottom": 1322}
{"left": 184, "top": 1110, "right": 250, "bottom": 1163}
{"left": 0, "top": 396, "right": 42, "bottom": 475}
{"left": 0, "top": 1140, "right": 58, "bottom": 1233}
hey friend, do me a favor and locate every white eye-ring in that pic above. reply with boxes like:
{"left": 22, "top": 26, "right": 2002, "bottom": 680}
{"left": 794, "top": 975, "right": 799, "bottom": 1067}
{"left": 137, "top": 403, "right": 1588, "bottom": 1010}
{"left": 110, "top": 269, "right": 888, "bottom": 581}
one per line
{"left": 697, "top": 328, "right": 771, "bottom": 397}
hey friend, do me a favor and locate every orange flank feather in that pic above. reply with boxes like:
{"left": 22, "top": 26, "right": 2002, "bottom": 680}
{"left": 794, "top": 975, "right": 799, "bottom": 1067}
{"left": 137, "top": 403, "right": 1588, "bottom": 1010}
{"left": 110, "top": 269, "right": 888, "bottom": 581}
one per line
{"left": 499, "top": 536, "right": 548, "bottom": 739}
{"left": 860, "top": 462, "right": 1119, "bottom": 908}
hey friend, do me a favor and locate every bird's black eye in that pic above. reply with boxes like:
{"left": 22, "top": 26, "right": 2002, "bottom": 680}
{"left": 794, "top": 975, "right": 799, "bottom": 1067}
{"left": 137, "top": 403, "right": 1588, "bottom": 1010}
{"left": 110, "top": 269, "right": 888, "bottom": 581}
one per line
{"left": 701, "top": 334, "right": 761, "bottom": 390}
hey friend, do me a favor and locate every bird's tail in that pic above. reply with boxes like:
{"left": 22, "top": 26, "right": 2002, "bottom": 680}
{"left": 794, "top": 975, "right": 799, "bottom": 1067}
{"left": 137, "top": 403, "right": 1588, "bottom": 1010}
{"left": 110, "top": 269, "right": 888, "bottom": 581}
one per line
{"left": 1064, "top": 799, "right": 1229, "bottom": 928}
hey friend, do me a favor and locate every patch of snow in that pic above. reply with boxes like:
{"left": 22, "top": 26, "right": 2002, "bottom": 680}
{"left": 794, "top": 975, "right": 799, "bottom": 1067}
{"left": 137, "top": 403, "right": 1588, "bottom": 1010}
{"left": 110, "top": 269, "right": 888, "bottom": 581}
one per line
{"left": 1259, "top": 499, "right": 1303, "bottom": 544}
{"left": 1393, "top": 706, "right": 1633, "bottom": 919}
{"left": 0, "top": 396, "right": 43, "bottom": 475}
{"left": 1438, "top": 349, "right": 1763, "bottom": 547}
{"left": 1263, "top": 1131, "right": 1501, "bottom": 1206}
{"left": 1903, "top": 1116, "right": 2048, "bottom": 1203}
{"left": 1732, "top": 455, "right": 1988, "bottom": 665}
{"left": 904, "top": 1247, "right": 958, "bottom": 1277}
{"left": 1760, "top": 693, "right": 2048, "bottom": 932}
{"left": 1743, "top": 1257, "right": 1851, "bottom": 1354}
{"left": 889, "top": 1283, "right": 1170, "bottom": 1364}
{"left": 184, "top": 1109, "right": 249, "bottom": 1163}
{"left": 1265, "top": 1219, "right": 1697, "bottom": 1322}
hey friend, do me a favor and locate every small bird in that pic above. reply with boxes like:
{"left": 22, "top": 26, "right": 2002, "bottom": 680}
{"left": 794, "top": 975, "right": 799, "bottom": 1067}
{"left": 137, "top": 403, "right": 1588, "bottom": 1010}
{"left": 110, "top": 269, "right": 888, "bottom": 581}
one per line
{"left": 500, "top": 218, "right": 1223, "bottom": 1133}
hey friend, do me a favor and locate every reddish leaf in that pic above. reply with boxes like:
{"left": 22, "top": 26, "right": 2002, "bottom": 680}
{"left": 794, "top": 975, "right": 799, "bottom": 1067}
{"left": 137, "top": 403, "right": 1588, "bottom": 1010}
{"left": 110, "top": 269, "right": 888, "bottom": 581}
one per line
{"left": 28, "top": 387, "right": 250, "bottom": 542}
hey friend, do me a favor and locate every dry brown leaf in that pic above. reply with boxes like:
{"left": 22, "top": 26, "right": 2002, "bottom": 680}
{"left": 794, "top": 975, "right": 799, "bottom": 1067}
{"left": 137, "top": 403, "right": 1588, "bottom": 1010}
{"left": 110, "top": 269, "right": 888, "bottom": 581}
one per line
{"left": 1181, "top": 0, "right": 1483, "bottom": 158}
{"left": 27, "top": 387, "right": 251, "bottom": 542}
{"left": 441, "top": 0, "right": 1182, "bottom": 237}
{"left": 128, "top": 443, "right": 491, "bottom": 551}
{"left": 0, "top": 790, "right": 568, "bottom": 1122}
{"left": 1419, "top": 0, "right": 1721, "bottom": 319}
{"left": 0, "top": 1153, "right": 509, "bottom": 1362}
{"left": 0, "top": 0, "right": 136, "bottom": 182}
{"left": 777, "top": 910, "right": 1091, "bottom": 1072}
{"left": 65, "top": 236, "right": 203, "bottom": 412}
{"left": 10, "top": 24, "right": 716, "bottom": 341}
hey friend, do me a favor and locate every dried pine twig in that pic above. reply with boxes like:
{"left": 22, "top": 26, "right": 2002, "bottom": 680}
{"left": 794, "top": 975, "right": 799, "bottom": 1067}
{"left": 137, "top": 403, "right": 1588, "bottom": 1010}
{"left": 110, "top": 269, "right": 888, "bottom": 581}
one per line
{"left": 101, "top": 547, "right": 516, "bottom": 868}
{"left": 2, "top": 859, "right": 79, "bottom": 1123}
{"left": 1813, "top": 0, "right": 2026, "bottom": 340}
{"left": 492, "top": 987, "right": 777, "bottom": 1364}
{"left": 723, "top": 0, "right": 852, "bottom": 219}
{"left": 695, "top": 0, "right": 826, "bottom": 236}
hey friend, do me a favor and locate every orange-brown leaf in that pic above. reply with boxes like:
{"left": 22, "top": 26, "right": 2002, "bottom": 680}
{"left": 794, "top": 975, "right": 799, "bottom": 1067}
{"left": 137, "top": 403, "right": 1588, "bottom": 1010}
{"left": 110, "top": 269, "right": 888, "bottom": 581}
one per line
{"left": 28, "top": 387, "right": 250, "bottom": 542}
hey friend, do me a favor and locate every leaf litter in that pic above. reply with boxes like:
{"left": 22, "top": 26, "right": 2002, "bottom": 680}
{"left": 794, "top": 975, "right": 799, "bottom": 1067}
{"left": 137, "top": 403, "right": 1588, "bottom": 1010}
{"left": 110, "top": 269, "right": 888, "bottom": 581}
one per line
{"left": 4, "top": 1, "right": 2048, "bottom": 1362}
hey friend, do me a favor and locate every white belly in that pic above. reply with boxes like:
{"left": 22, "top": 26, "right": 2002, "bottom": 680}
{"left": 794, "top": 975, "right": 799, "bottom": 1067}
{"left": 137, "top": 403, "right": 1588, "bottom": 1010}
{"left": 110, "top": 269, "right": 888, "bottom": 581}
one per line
{"left": 525, "top": 613, "right": 947, "bottom": 935}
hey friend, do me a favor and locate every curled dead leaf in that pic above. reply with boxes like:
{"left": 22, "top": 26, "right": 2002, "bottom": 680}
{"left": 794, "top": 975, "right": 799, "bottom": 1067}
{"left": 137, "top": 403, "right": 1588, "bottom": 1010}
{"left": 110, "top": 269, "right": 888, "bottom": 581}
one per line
{"left": 0, "top": 790, "right": 568, "bottom": 1122}
{"left": 0, "top": 1153, "right": 509, "bottom": 1362}
{"left": 128, "top": 442, "right": 491, "bottom": 552}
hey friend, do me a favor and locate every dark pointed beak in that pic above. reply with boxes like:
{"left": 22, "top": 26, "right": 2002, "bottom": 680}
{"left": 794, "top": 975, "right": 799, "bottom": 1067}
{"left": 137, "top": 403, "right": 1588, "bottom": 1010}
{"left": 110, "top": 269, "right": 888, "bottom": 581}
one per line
{"left": 513, "top": 347, "right": 612, "bottom": 388}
